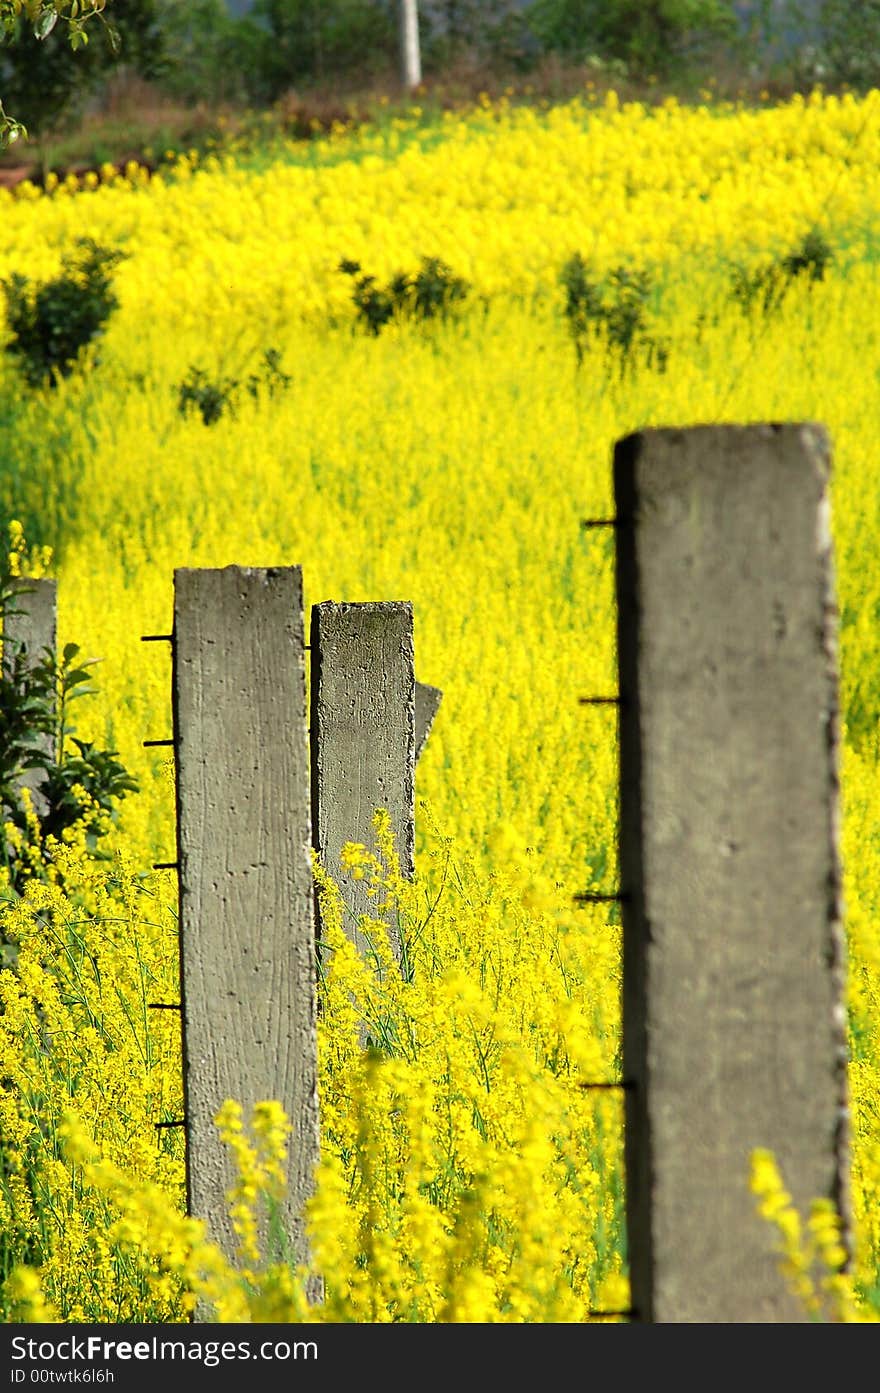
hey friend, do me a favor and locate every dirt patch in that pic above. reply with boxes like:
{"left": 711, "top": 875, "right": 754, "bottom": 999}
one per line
{"left": 0, "top": 164, "right": 36, "bottom": 190}
{"left": 0, "top": 154, "right": 159, "bottom": 191}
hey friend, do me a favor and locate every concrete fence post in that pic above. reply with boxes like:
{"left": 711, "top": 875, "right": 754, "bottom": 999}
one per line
{"left": 172, "top": 566, "right": 320, "bottom": 1290}
{"left": 2, "top": 577, "right": 57, "bottom": 817}
{"left": 2, "top": 577, "right": 57, "bottom": 670}
{"left": 310, "top": 601, "right": 415, "bottom": 964}
{"left": 613, "top": 423, "right": 850, "bottom": 1322}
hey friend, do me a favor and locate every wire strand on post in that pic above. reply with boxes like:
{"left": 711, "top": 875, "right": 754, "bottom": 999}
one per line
{"left": 573, "top": 891, "right": 630, "bottom": 904}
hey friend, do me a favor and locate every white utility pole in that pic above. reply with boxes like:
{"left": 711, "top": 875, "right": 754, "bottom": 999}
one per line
{"left": 400, "top": 0, "right": 422, "bottom": 89}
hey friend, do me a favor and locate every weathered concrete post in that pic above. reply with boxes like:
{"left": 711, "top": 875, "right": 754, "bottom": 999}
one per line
{"left": 310, "top": 601, "right": 415, "bottom": 964}
{"left": 2, "top": 578, "right": 57, "bottom": 817}
{"left": 172, "top": 566, "right": 320, "bottom": 1289}
{"left": 2, "top": 577, "right": 57, "bottom": 671}
{"left": 614, "top": 423, "right": 849, "bottom": 1323}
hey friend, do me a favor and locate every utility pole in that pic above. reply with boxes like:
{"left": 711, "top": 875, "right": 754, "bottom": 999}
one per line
{"left": 400, "top": 0, "right": 421, "bottom": 89}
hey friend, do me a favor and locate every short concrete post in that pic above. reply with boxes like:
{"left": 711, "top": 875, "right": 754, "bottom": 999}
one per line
{"left": 2, "top": 577, "right": 57, "bottom": 670}
{"left": 614, "top": 423, "right": 850, "bottom": 1323}
{"left": 172, "top": 566, "right": 320, "bottom": 1287}
{"left": 2, "top": 578, "right": 57, "bottom": 816}
{"left": 310, "top": 601, "right": 415, "bottom": 964}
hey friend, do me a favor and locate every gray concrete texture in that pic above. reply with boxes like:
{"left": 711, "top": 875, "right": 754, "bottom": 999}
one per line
{"left": 310, "top": 601, "right": 415, "bottom": 964}
{"left": 613, "top": 423, "right": 849, "bottom": 1322}
{"left": 2, "top": 576, "right": 57, "bottom": 668}
{"left": 172, "top": 566, "right": 320, "bottom": 1285}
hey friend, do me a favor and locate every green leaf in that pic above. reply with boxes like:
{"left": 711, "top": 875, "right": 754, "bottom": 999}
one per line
{"left": 34, "top": 6, "right": 58, "bottom": 39}
{"left": 62, "top": 642, "right": 80, "bottom": 663}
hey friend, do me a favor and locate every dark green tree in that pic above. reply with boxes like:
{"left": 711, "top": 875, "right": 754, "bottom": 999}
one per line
{"left": 0, "top": 1, "right": 117, "bottom": 146}
{"left": 814, "top": 0, "right": 880, "bottom": 90}
{"left": 0, "top": 0, "right": 159, "bottom": 147}
{"left": 245, "top": 0, "right": 397, "bottom": 102}
{"left": 527, "top": 0, "right": 736, "bottom": 77}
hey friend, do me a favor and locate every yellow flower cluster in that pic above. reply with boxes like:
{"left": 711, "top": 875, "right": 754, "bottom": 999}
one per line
{"left": 307, "top": 812, "right": 624, "bottom": 1321}
{"left": 214, "top": 1100, "right": 291, "bottom": 1272}
{"left": 0, "top": 854, "right": 185, "bottom": 1320}
{"left": 750, "top": 1149, "right": 871, "bottom": 1323}
{"left": 6, "top": 518, "right": 52, "bottom": 580}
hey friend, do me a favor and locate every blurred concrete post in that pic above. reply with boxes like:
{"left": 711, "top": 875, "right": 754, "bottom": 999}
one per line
{"left": 400, "top": 0, "right": 421, "bottom": 88}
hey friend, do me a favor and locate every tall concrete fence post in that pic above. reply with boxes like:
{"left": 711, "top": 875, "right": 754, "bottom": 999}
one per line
{"left": 172, "top": 566, "right": 320, "bottom": 1290}
{"left": 613, "top": 423, "right": 850, "bottom": 1323}
{"left": 2, "top": 577, "right": 57, "bottom": 817}
{"left": 310, "top": 601, "right": 415, "bottom": 965}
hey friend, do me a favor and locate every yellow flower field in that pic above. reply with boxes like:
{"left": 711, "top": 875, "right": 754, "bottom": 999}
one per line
{"left": 1, "top": 86, "right": 880, "bottom": 1321}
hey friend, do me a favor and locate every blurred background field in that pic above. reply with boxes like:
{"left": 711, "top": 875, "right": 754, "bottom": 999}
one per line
{"left": 1, "top": 1, "right": 879, "bottom": 187}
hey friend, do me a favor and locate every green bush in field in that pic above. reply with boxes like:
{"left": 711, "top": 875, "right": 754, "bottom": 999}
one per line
{"left": 729, "top": 227, "right": 834, "bottom": 318}
{"left": 1, "top": 239, "right": 125, "bottom": 388}
{"left": 176, "top": 348, "right": 292, "bottom": 425}
{"left": 560, "top": 253, "right": 668, "bottom": 372}
{"left": 0, "top": 566, "right": 138, "bottom": 902}
{"left": 340, "top": 255, "right": 470, "bottom": 335}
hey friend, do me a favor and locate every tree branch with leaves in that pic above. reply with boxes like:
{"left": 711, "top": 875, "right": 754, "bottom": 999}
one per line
{"left": 0, "top": 0, "right": 116, "bottom": 147}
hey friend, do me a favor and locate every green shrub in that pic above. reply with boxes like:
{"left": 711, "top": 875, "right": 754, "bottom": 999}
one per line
{"left": 560, "top": 253, "right": 668, "bottom": 372}
{"left": 340, "top": 255, "right": 470, "bottom": 335}
{"left": 0, "top": 580, "right": 138, "bottom": 900}
{"left": 730, "top": 227, "right": 834, "bottom": 318}
{"left": 1, "top": 240, "right": 126, "bottom": 389}
{"left": 176, "top": 348, "right": 292, "bottom": 425}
